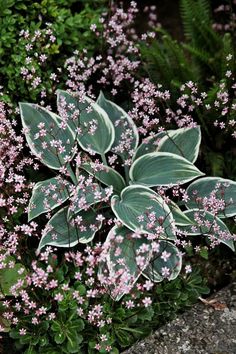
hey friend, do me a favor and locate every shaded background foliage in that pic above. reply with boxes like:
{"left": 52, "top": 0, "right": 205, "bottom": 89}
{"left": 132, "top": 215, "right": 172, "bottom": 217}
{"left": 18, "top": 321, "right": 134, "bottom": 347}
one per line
{"left": 0, "top": 0, "right": 105, "bottom": 103}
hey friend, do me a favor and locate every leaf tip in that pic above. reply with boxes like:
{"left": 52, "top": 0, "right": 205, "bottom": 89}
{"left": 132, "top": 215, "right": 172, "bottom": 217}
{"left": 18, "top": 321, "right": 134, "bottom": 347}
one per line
{"left": 27, "top": 213, "right": 33, "bottom": 223}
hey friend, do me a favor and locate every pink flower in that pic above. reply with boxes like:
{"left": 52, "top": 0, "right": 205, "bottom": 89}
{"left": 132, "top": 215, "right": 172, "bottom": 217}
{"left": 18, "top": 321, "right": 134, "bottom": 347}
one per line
{"left": 161, "top": 266, "right": 170, "bottom": 278}
{"left": 142, "top": 297, "right": 152, "bottom": 307}
{"left": 19, "top": 328, "right": 26, "bottom": 336}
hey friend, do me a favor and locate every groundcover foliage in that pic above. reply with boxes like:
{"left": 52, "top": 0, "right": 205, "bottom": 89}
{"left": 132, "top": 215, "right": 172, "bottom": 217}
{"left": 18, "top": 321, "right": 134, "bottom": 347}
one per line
{"left": 0, "top": 1, "right": 236, "bottom": 353}
{"left": 0, "top": 0, "right": 105, "bottom": 103}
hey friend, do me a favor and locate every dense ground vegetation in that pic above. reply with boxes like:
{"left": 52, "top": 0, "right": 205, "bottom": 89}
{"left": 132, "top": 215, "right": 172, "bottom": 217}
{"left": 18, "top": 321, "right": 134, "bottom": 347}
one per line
{"left": 0, "top": 1, "right": 236, "bottom": 353}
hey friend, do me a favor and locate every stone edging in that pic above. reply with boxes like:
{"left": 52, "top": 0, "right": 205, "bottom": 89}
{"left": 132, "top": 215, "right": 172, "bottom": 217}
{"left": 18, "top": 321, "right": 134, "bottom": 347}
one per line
{"left": 124, "top": 284, "right": 236, "bottom": 354}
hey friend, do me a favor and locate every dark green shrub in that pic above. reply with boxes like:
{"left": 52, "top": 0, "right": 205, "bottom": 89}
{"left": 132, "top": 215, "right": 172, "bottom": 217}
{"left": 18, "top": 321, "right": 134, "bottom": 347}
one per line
{"left": 0, "top": 0, "right": 105, "bottom": 103}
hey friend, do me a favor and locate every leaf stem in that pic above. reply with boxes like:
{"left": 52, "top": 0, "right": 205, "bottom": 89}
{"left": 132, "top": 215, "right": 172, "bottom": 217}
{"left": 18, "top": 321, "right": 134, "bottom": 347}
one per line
{"left": 67, "top": 164, "right": 77, "bottom": 185}
{"left": 101, "top": 153, "right": 108, "bottom": 166}
{"left": 124, "top": 165, "right": 130, "bottom": 184}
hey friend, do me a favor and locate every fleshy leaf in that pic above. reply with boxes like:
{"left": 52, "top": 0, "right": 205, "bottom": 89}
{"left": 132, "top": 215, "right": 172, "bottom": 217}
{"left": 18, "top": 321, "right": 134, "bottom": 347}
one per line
{"left": 56, "top": 90, "right": 115, "bottom": 155}
{"left": 186, "top": 177, "right": 236, "bottom": 218}
{"left": 111, "top": 185, "right": 176, "bottom": 239}
{"left": 97, "top": 91, "right": 139, "bottom": 159}
{"left": 158, "top": 126, "right": 201, "bottom": 163}
{"left": 0, "top": 257, "right": 27, "bottom": 296}
{"left": 180, "top": 209, "right": 235, "bottom": 251}
{"left": 28, "top": 177, "right": 73, "bottom": 221}
{"left": 100, "top": 226, "right": 151, "bottom": 300}
{"left": 38, "top": 207, "right": 102, "bottom": 251}
{"left": 81, "top": 162, "right": 126, "bottom": 194}
{"left": 19, "top": 103, "right": 75, "bottom": 169}
{"left": 143, "top": 240, "right": 182, "bottom": 282}
{"left": 130, "top": 152, "right": 204, "bottom": 187}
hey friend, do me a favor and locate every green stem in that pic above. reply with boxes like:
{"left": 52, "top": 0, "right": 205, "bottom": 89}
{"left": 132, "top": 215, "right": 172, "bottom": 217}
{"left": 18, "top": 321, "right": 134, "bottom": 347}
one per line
{"left": 118, "top": 327, "right": 144, "bottom": 334}
{"left": 101, "top": 153, "right": 108, "bottom": 166}
{"left": 67, "top": 164, "right": 77, "bottom": 185}
{"left": 124, "top": 165, "right": 130, "bottom": 184}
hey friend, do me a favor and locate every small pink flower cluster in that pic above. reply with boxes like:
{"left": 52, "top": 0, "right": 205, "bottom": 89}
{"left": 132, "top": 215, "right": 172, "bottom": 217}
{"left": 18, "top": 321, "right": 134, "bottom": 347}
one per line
{"left": 64, "top": 2, "right": 157, "bottom": 99}
{"left": 0, "top": 99, "right": 39, "bottom": 256}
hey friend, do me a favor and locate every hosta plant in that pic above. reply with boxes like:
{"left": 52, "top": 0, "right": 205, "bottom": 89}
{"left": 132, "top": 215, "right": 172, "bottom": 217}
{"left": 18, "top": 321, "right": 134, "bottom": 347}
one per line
{"left": 19, "top": 90, "right": 236, "bottom": 300}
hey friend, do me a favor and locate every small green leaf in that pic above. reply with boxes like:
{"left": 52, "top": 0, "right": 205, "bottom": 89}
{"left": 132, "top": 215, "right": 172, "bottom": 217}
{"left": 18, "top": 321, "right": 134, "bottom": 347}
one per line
{"left": 0, "top": 257, "right": 27, "bottom": 296}
{"left": 115, "top": 328, "right": 133, "bottom": 347}
{"left": 68, "top": 319, "right": 84, "bottom": 332}
{"left": 51, "top": 321, "right": 61, "bottom": 332}
{"left": 200, "top": 247, "right": 209, "bottom": 260}
{"left": 66, "top": 330, "right": 83, "bottom": 353}
{"left": 54, "top": 332, "right": 66, "bottom": 344}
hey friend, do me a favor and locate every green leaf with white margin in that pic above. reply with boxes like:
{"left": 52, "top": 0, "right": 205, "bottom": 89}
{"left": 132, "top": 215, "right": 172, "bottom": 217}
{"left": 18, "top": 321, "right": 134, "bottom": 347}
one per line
{"left": 143, "top": 240, "right": 182, "bottom": 282}
{"left": 101, "top": 226, "right": 152, "bottom": 300}
{"left": 70, "top": 208, "right": 103, "bottom": 243}
{"left": 180, "top": 209, "right": 235, "bottom": 251}
{"left": 68, "top": 183, "right": 108, "bottom": 218}
{"left": 169, "top": 201, "right": 194, "bottom": 226}
{"left": 81, "top": 162, "right": 126, "bottom": 194}
{"left": 28, "top": 177, "right": 73, "bottom": 221}
{"left": 130, "top": 152, "right": 204, "bottom": 187}
{"left": 56, "top": 90, "right": 115, "bottom": 155}
{"left": 158, "top": 126, "right": 201, "bottom": 163}
{"left": 186, "top": 177, "right": 236, "bottom": 218}
{"left": 97, "top": 91, "right": 139, "bottom": 158}
{"left": 19, "top": 103, "right": 76, "bottom": 170}
{"left": 133, "top": 131, "right": 171, "bottom": 160}
{"left": 75, "top": 165, "right": 89, "bottom": 182}
{"left": 57, "top": 89, "right": 80, "bottom": 133}
{"left": 38, "top": 207, "right": 102, "bottom": 252}
{"left": 111, "top": 185, "right": 176, "bottom": 239}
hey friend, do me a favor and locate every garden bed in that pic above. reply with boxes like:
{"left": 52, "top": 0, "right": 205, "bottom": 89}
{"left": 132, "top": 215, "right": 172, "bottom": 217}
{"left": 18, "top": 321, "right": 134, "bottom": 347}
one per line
{"left": 0, "top": 1, "right": 236, "bottom": 353}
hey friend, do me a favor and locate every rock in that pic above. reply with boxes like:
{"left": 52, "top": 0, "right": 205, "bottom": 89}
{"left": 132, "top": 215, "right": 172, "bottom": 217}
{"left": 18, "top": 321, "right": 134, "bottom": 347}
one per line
{"left": 124, "top": 284, "right": 236, "bottom": 354}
